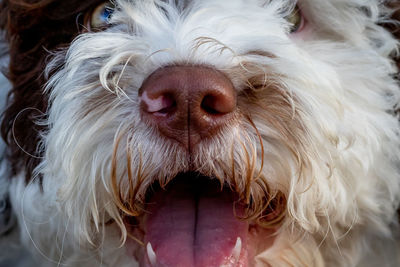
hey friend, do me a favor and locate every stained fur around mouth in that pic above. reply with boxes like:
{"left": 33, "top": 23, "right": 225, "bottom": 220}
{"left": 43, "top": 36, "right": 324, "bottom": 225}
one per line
{"left": 112, "top": 151, "right": 287, "bottom": 230}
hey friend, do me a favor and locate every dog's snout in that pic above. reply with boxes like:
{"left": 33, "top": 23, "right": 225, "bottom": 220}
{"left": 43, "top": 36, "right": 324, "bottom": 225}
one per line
{"left": 139, "top": 66, "right": 236, "bottom": 149}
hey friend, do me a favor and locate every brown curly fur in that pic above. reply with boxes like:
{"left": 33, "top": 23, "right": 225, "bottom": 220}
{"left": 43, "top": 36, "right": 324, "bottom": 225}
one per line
{"left": 0, "top": 0, "right": 103, "bottom": 182}
{"left": 385, "top": 1, "right": 400, "bottom": 69}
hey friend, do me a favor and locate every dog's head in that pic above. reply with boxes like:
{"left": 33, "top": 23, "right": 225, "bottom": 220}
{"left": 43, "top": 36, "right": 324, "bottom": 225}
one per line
{"left": 1, "top": 0, "right": 400, "bottom": 266}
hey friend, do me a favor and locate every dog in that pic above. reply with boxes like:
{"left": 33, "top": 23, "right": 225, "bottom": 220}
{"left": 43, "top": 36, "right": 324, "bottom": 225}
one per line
{"left": 0, "top": 0, "right": 400, "bottom": 266}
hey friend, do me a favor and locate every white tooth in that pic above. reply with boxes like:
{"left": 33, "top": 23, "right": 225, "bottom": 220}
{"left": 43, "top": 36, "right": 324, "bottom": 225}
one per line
{"left": 147, "top": 242, "right": 157, "bottom": 266}
{"left": 232, "top": 237, "right": 242, "bottom": 263}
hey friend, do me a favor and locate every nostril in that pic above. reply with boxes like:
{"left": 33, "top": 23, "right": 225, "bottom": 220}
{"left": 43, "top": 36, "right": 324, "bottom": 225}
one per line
{"left": 157, "top": 99, "right": 177, "bottom": 115}
{"left": 153, "top": 94, "right": 176, "bottom": 115}
{"left": 141, "top": 91, "right": 177, "bottom": 116}
{"left": 201, "top": 95, "right": 220, "bottom": 115}
{"left": 201, "top": 92, "right": 236, "bottom": 115}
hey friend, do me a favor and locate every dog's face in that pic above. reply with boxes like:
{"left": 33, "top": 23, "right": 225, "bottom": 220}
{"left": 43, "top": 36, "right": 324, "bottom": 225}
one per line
{"left": 1, "top": 0, "right": 400, "bottom": 266}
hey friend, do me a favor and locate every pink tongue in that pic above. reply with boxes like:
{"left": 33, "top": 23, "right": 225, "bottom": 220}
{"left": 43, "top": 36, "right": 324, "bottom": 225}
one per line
{"left": 145, "top": 178, "right": 248, "bottom": 267}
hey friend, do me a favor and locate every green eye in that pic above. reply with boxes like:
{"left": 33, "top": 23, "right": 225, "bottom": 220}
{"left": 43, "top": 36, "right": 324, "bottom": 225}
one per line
{"left": 89, "top": 2, "right": 115, "bottom": 29}
{"left": 286, "top": 5, "right": 303, "bottom": 33}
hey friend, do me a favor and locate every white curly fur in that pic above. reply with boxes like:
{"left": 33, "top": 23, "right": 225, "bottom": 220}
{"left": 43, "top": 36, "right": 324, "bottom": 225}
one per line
{"left": 4, "top": 0, "right": 400, "bottom": 266}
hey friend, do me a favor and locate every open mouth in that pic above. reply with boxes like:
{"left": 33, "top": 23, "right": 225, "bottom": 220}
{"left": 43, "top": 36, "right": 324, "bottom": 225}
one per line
{"left": 131, "top": 172, "right": 279, "bottom": 267}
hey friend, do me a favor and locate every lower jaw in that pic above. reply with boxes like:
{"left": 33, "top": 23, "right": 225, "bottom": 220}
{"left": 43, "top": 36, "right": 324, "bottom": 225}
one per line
{"left": 124, "top": 173, "right": 278, "bottom": 267}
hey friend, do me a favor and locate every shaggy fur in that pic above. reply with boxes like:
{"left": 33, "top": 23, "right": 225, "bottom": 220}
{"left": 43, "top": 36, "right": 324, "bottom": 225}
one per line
{"left": 0, "top": 0, "right": 400, "bottom": 266}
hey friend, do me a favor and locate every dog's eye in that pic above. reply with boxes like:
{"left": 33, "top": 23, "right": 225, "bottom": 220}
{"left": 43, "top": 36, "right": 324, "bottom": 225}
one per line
{"left": 285, "top": 5, "right": 304, "bottom": 33}
{"left": 89, "top": 2, "right": 115, "bottom": 29}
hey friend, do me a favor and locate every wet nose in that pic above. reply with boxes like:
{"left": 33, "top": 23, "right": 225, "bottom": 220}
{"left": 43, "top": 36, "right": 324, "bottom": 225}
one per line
{"left": 139, "top": 66, "right": 237, "bottom": 149}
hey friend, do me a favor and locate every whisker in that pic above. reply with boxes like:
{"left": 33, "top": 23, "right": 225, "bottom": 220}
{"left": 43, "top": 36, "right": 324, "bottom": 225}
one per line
{"left": 11, "top": 107, "right": 45, "bottom": 159}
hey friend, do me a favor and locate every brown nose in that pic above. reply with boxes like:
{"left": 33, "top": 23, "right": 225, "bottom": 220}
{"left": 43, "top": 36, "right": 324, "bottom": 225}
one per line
{"left": 139, "top": 66, "right": 236, "bottom": 149}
